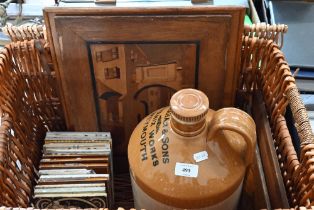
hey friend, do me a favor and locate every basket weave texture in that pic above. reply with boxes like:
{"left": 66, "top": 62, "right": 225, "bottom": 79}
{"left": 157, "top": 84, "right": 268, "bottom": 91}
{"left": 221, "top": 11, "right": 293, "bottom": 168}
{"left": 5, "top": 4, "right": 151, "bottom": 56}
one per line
{"left": 240, "top": 25, "right": 314, "bottom": 207}
{"left": 0, "top": 38, "right": 65, "bottom": 206}
{"left": 2, "top": 25, "right": 45, "bottom": 42}
{"left": 0, "top": 23, "right": 313, "bottom": 209}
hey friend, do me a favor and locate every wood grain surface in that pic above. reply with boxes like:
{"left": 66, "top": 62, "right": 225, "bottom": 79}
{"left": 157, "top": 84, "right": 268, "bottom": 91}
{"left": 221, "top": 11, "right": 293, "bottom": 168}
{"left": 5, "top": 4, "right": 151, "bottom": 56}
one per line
{"left": 44, "top": 6, "right": 245, "bottom": 157}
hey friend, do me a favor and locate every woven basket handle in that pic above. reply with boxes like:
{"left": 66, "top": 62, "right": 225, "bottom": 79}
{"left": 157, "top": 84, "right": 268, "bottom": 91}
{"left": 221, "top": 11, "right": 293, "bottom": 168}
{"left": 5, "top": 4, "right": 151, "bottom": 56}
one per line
{"left": 243, "top": 23, "right": 288, "bottom": 49}
{"left": 207, "top": 108, "right": 256, "bottom": 166}
{"left": 286, "top": 86, "right": 314, "bottom": 145}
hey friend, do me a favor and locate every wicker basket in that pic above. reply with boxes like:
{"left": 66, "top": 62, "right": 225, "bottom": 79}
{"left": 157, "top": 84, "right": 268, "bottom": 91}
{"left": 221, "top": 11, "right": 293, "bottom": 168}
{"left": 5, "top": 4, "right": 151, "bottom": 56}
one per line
{"left": 0, "top": 23, "right": 313, "bottom": 209}
{"left": 240, "top": 27, "right": 314, "bottom": 208}
{"left": 2, "top": 25, "right": 45, "bottom": 42}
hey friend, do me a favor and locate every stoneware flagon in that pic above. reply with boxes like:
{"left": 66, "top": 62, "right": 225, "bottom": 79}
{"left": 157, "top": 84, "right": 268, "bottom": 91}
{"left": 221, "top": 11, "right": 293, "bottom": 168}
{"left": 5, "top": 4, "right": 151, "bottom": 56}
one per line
{"left": 128, "top": 89, "right": 256, "bottom": 209}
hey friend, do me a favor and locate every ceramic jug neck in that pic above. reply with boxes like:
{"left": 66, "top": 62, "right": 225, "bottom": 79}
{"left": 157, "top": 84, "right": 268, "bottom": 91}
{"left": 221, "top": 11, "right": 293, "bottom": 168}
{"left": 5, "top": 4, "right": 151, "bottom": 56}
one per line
{"left": 170, "top": 116, "right": 206, "bottom": 137}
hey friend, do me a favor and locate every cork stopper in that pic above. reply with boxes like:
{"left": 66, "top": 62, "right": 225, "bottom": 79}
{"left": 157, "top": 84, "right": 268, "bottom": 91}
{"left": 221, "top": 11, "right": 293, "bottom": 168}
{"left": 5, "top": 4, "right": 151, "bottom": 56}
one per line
{"left": 170, "top": 89, "right": 209, "bottom": 124}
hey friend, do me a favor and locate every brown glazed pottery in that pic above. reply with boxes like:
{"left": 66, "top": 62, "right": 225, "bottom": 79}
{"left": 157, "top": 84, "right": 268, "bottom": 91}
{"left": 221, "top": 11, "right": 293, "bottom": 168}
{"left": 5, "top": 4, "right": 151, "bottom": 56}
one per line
{"left": 128, "top": 89, "right": 256, "bottom": 209}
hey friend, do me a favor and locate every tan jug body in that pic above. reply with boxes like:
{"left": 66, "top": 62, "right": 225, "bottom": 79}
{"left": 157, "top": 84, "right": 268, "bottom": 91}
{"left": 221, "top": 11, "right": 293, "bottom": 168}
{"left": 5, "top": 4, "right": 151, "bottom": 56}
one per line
{"left": 131, "top": 174, "right": 243, "bottom": 210}
{"left": 128, "top": 89, "right": 256, "bottom": 209}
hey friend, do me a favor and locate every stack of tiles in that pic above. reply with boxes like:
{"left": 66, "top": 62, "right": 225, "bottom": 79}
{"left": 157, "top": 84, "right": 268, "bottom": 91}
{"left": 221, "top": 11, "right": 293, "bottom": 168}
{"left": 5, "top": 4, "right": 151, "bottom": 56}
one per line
{"left": 33, "top": 132, "right": 113, "bottom": 209}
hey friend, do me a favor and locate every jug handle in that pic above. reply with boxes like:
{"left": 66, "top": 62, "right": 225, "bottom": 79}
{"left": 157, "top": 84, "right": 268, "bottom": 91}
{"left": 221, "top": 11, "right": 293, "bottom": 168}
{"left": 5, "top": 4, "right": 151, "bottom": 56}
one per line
{"left": 207, "top": 108, "right": 256, "bottom": 166}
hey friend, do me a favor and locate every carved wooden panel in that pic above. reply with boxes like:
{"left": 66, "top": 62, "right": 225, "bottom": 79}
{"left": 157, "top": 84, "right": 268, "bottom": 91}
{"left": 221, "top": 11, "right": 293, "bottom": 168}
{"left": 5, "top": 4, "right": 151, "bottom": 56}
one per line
{"left": 44, "top": 7, "right": 245, "bottom": 156}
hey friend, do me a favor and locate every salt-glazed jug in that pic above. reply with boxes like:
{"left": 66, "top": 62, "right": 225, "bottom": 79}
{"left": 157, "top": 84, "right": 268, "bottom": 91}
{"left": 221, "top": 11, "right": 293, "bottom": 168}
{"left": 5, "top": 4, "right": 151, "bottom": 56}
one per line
{"left": 128, "top": 88, "right": 256, "bottom": 210}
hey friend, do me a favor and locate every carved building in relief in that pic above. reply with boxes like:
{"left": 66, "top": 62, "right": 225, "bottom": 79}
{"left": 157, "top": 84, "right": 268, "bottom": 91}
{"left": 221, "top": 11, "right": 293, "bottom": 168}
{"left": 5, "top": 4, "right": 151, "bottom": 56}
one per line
{"left": 90, "top": 43, "right": 197, "bottom": 155}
